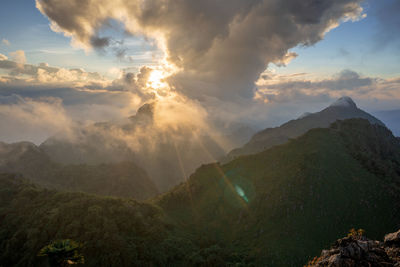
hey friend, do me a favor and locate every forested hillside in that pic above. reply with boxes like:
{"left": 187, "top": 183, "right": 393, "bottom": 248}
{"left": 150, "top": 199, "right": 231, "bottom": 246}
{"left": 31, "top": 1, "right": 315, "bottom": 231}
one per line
{"left": 1, "top": 119, "right": 400, "bottom": 266}
{"left": 0, "top": 142, "right": 159, "bottom": 200}
{"left": 158, "top": 119, "right": 400, "bottom": 265}
{"left": 0, "top": 174, "right": 247, "bottom": 266}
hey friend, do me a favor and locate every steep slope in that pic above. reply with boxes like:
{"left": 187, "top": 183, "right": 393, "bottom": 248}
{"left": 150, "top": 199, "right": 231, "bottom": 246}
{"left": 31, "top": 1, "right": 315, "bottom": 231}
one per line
{"left": 2, "top": 119, "right": 399, "bottom": 266}
{"left": 0, "top": 142, "right": 159, "bottom": 200}
{"left": 0, "top": 174, "right": 247, "bottom": 266}
{"left": 0, "top": 174, "right": 172, "bottom": 266}
{"left": 158, "top": 119, "right": 400, "bottom": 266}
{"left": 225, "top": 97, "right": 385, "bottom": 162}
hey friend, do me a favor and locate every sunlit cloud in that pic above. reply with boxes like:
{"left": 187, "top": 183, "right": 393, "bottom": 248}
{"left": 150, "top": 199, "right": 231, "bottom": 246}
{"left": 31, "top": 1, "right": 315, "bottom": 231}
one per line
{"left": 9, "top": 50, "right": 26, "bottom": 68}
{"left": 36, "top": 0, "right": 366, "bottom": 101}
{"left": 0, "top": 95, "right": 73, "bottom": 144}
{"left": 0, "top": 0, "right": 398, "bottom": 146}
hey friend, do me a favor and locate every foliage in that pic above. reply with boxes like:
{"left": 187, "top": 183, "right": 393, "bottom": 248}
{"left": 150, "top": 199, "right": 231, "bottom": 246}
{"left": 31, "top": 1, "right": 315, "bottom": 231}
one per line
{"left": 347, "top": 228, "right": 365, "bottom": 240}
{"left": 0, "top": 155, "right": 159, "bottom": 200}
{"left": 304, "top": 256, "right": 322, "bottom": 267}
{"left": 0, "top": 174, "right": 241, "bottom": 266}
{"left": 158, "top": 119, "right": 400, "bottom": 266}
{"left": 38, "top": 239, "right": 84, "bottom": 266}
{"left": 1, "top": 119, "right": 400, "bottom": 266}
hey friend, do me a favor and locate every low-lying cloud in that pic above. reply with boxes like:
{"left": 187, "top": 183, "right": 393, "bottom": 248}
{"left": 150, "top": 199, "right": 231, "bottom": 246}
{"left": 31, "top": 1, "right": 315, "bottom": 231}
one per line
{"left": 0, "top": 95, "right": 73, "bottom": 144}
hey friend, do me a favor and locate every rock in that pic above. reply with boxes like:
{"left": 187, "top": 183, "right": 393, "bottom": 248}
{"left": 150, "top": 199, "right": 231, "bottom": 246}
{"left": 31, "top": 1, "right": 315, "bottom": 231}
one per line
{"left": 385, "top": 229, "right": 400, "bottom": 246}
{"left": 306, "top": 229, "right": 400, "bottom": 266}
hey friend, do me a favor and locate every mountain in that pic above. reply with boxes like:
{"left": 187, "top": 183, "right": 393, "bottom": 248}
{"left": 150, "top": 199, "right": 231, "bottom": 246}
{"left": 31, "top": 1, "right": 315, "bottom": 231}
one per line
{"left": 40, "top": 101, "right": 229, "bottom": 191}
{"left": 1, "top": 118, "right": 400, "bottom": 266}
{"left": 157, "top": 118, "right": 400, "bottom": 265}
{"left": 0, "top": 173, "right": 247, "bottom": 266}
{"left": 0, "top": 142, "right": 158, "bottom": 200}
{"left": 224, "top": 97, "right": 385, "bottom": 162}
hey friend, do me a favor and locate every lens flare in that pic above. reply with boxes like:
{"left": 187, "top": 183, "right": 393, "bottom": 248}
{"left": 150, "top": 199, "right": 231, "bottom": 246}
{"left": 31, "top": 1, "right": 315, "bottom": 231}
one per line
{"left": 234, "top": 185, "right": 249, "bottom": 203}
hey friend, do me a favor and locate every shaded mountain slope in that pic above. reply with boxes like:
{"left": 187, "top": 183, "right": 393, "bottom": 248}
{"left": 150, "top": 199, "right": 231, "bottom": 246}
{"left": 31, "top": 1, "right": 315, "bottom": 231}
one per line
{"left": 1, "top": 119, "right": 400, "bottom": 266}
{"left": 0, "top": 174, "right": 247, "bottom": 266}
{"left": 158, "top": 119, "right": 400, "bottom": 266}
{"left": 225, "top": 97, "right": 385, "bottom": 162}
{"left": 0, "top": 174, "right": 172, "bottom": 266}
{"left": 0, "top": 142, "right": 158, "bottom": 200}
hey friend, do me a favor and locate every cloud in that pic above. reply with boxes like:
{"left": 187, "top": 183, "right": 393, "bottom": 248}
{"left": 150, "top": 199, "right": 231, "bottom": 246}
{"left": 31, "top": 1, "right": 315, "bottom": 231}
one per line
{"left": 0, "top": 55, "right": 145, "bottom": 126}
{"left": 273, "top": 52, "right": 298, "bottom": 67}
{"left": 255, "top": 69, "right": 400, "bottom": 109}
{"left": 1, "top": 39, "right": 10, "bottom": 46}
{"left": 338, "top": 47, "right": 350, "bottom": 57}
{"left": 257, "top": 69, "right": 373, "bottom": 92}
{"left": 9, "top": 50, "right": 26, "bottom": 66}
{"left": 0, "top": 54, "right": 107, "bottom": 87}
{"left": 0, "top": 95, "right": 73, "bottom": 144}
{"left": 36, "top": 0, "right": 365, "bottom": 101}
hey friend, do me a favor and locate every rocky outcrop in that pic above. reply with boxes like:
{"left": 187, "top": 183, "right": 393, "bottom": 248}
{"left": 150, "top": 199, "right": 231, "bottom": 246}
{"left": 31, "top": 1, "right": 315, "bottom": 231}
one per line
{"left": 307, "top": 229, "right": 400, "bottom": 266}
{"left": 385, "top": 229, "right": 400, "bottom": 265}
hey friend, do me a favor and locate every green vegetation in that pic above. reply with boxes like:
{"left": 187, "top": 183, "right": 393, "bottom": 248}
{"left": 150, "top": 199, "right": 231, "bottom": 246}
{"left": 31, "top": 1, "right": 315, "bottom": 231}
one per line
{"left": 346, "top": 228, "right": 365, "bottom": 240}
{"left": 0, "top": 119, "right": 400, "bottom": 266}
{"left": 0, "top": 145, "right": 159, "bottom": 200}
{"left": 158, "top": 119, "right": 400, "bottom": 265}
{"left": 38, "top": 239, "right": 84, "bottom": 266}
{"left": 0, "top": 174, "right": 245, "bottom": 266}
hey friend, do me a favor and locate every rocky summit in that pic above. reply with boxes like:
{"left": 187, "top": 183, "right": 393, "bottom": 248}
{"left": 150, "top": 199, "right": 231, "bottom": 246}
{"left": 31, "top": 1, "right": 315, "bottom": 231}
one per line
{"left": 307, "top": 229, "right": 400, "bottom": 266}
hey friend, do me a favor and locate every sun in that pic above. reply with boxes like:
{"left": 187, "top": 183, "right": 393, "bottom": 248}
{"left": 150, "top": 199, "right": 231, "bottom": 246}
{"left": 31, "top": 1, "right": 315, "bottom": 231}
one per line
{"left": 147, "top": 69, "right": 168, "bottom": 89}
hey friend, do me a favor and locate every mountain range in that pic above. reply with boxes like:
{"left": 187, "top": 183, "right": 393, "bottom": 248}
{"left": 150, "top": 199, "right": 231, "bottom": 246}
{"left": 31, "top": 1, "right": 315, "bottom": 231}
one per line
{"left": 0, "top": 141, "right": 158, "bottom": 200}
{"left": 1, "top": 117, "right": 400, "bottom": 266}
{"left": 224, "top": 97, "right": 385, "bottom": 162}
{"left": 1, "top": 97, "right": 400, "bottom": 266}
{"left": 0, "top": 97, "right": 396, "bottom": 200}
{"left": 39, "top": 102, "right": 230, "bottom": 191}
{"left": 157, "top": 118, "right": 400, "bottom": 265}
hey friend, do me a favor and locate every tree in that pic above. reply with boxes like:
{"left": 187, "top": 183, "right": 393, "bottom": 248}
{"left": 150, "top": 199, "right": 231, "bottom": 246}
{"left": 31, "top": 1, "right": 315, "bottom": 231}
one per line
{"left": 38, "top": 239, "right": 84, "bottom": 267}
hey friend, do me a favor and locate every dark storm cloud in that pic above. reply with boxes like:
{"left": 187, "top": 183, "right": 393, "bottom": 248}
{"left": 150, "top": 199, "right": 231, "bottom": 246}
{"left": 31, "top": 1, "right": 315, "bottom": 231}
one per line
{"left": 90, "top": 36, "right": 110, "bottom": 48}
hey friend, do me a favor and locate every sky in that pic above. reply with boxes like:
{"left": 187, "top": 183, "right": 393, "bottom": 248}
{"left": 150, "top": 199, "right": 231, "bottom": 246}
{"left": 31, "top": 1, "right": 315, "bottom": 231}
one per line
{"left": 0, "top": 0, "right": 399, "bottom": 143}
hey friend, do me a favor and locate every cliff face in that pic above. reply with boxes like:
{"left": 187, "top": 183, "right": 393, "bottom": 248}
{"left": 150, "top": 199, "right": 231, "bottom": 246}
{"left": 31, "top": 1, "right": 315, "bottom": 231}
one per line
{"left": 307, "top": 229, "right": 400, "bottom": 266}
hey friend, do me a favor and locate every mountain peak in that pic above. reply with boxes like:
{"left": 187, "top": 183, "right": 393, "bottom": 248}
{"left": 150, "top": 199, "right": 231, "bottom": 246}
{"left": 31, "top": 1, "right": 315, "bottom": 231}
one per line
{"left": 329, "top": 96, "right": 357, "bottom": 109}
{"left": 136, "top": 102, "right": 155, "bottom": 118}
{"left": 129, "top": 102, "right": 155, "bottom": 122}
